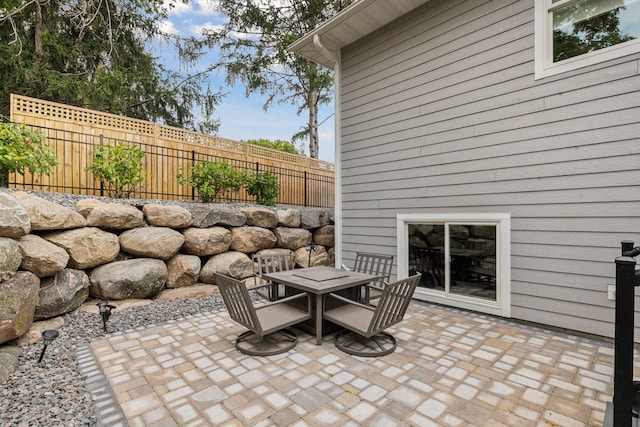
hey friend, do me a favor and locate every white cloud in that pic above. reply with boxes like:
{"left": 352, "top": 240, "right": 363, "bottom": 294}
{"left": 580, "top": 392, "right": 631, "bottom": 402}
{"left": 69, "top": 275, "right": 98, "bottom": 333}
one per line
{"left": 163, "top": 0, "right": 193, "bottom": 16}
{"left": 190, "top": 21, "right": 225, "bottom": 37}
{"left": 158, "top": 20, "right": 180, "bottom": 35}
{"left": 193, "top": 0, "right": 221, "bottom": 16}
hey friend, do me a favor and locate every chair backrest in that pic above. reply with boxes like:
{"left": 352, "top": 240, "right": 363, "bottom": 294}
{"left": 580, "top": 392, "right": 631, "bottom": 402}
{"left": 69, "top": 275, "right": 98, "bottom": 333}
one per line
{"left": 253, "top": 252, "right": 293, "bottom": 285}
{"left": 368, "top": 273, "right": 421, "bottom": 336}
{"left": 353, "top": 252, "right": 394, "bottom": 289}
{"left": 213, "top": 272, "right": 261, "bottom": 334}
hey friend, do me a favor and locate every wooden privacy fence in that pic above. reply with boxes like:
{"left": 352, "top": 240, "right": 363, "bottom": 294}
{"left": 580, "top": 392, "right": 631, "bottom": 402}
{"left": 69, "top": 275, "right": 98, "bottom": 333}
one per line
{"left": 9, "top": 94, "right": 334, "bottom": 207}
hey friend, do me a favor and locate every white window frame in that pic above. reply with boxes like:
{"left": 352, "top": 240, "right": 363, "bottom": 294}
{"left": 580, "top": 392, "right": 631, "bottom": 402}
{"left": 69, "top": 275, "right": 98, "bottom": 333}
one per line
{"left": 397, "top": 213, "right": 511, "bottom": 318}
{"left": 535, "top": 0, "right": 640, "bottom": 79}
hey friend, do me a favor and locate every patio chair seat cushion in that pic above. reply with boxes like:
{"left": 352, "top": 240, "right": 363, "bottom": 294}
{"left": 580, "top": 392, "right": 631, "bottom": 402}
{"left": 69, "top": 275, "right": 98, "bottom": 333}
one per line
{"left": 255, "top": 304, "right": 310, "bottom": 335}
{"left": 324, "top": 304, "right": 374, "bottom": 336}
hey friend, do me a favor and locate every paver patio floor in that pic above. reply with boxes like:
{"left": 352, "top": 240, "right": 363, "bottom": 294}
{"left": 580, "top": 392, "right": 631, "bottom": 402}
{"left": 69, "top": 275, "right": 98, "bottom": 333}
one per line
{"left": 79, "top": 301, "right": 628, "bottom": 426}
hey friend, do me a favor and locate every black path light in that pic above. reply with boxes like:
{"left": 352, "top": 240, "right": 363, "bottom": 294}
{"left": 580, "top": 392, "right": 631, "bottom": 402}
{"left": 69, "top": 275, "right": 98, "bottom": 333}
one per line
{"left": 97, "top": 301, "right": 116, "bottom": 333}
{"left": 306, "top": 242, "right": 319, "bottom": 267}
{"left": 38, "top": 330, "right": 59, "bottom": 364}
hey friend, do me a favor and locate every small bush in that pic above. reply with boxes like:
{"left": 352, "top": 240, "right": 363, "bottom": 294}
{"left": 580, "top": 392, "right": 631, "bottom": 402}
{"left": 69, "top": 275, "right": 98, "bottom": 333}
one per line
{"left": 178, "top": 160, "right": 247, "bottom": 203}
{"left": 86, "top": 142, "right": 148, "bottom": 198}
{"left": 245, "top": 139, "right": 300, "bottom": 155}
{"left": 245, "top": 171, "right": 280, "bottom": 206}
{"left": 0, "top": 121, "right": 58, "bottom": 186}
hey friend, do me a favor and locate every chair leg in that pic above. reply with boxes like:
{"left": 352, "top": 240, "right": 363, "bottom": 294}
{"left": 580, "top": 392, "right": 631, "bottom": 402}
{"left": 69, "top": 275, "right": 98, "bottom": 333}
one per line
{"left": 334, "top": 330, "right": 397, "bottom": 357}
{"left": 235, "top": 329, "right": 298, "bottom": 356}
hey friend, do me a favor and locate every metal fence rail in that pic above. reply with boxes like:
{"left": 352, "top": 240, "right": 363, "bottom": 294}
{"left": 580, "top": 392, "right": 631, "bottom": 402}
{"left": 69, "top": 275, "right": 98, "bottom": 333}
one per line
{"left": 8, "top": 124, "right": 335, "bottom": 208}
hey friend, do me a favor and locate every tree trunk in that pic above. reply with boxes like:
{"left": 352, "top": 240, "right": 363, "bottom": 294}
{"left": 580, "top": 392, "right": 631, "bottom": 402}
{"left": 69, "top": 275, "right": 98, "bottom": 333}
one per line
{"left": 0, "top": 166, "right": 9, "bottom": 188}
{"left": 308, "top": 88, "right": 319, "bottom": 159}
{"left": 34, "top": 0, "right": 43, "bottom": 65}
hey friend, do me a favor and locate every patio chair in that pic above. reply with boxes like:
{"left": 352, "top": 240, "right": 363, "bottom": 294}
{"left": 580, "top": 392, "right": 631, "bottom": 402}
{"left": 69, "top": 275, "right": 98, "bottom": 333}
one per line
{"left": 213, "top": 272, "right": 311, "bottom": 356}
{"left": 323, "top": 273, "right": 421, "bottom": 357}
{"left": 343, "top": 252, "right": 394, "bottom": 304}
{"left": 253, "top": 252, "right": 294, "bottom": 301}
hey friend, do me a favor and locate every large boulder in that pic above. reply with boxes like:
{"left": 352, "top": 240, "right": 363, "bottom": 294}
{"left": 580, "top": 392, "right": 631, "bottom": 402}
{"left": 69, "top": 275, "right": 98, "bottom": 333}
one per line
{"left": 119, "top": 227, "right": 185, "bottom": 260}
{"left": 313, "top": 225, "right": 335, "bottom": 247}
{"left": 182, "top": 227, "right": 231, "bottom": 256}
{"left": 12, "top": 191, "right": 86, "bottom": 231}
{"left": 273, "top": 227, "right": 312, "bottom": 250}
{"left": 11, "top": 317, "right": 65, "bottom": 345}
{"left": 44, "top": 227, "right": 120, "bottom": 269}
{"left": 0, "top": 193, "right": 31, "bottom": 238}
{"left": 143, "top": 204, "right": 192, "bottom": 228}
{"left": 166, "top": 254, "right": 201, "bottom": 289}
{"left": 277, "top": 209, "right": 300, "bottom": 228}
{"left": 89, "top": 258, "right": 168, "bottom": 300}
{"left": 240, "top": 207, "right": 279, "bottom": 229}
{"left": 200, "top": 252, "right": 254, "bottom": 282}
{"left": 191, "top": 206, "right": 246, "bottom": 228}
{"left": 18, "top": 234, "right": 69, "bottom": 277}
{"left": 230, "top": 226, "right": 277, "bottom": 253}
{"left": 75, "top": 199, "right": 144, "bottom": 229}
{"left": 0, "top": 271, "right": 40, "bottom": 344}
{"left": 155, "top": 284, "right": 218, "bottom": 301}
{"left": 35, "top": 269, "right": 90, "bottom": 320}
{"left": 0, "top": 237, "right": 22, "bottom": 281}
{"left": 300, "top": 210, "right": 331, "bottom": 229}
{"left": 294, "top": 245, "right": 331, "bottom": 268}
{"left": 470, "top": 225, "right": 496, "bottom": 240}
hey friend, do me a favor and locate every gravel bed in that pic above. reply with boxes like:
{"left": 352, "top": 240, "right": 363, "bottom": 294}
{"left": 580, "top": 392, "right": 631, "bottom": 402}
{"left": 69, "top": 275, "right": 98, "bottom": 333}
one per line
{"left": 0, "top": 294, "right": 226, "bottom": 427}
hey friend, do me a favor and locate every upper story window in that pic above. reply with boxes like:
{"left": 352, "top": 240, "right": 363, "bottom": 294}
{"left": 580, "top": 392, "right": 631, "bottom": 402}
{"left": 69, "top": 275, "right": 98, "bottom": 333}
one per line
{"left": 535, "top": 0, "right": 640, "bottom": 78}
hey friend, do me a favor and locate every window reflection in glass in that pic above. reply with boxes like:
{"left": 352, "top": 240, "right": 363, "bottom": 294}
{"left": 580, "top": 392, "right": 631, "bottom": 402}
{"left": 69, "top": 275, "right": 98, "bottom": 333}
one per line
{"left": 552, "top": 0, "right": 640, "bottom": 62}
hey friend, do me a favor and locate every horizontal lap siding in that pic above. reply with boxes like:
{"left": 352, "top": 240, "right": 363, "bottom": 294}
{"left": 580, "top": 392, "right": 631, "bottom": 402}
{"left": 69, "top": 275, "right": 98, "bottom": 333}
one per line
{"left": 338, "top": 0, "right": 640, "bottom": 338}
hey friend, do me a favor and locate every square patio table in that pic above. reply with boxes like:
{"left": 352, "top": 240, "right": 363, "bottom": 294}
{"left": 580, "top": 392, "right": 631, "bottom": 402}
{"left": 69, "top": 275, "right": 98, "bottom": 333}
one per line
{"left": 262, "top": 266, "right": 380, "bottom": 345}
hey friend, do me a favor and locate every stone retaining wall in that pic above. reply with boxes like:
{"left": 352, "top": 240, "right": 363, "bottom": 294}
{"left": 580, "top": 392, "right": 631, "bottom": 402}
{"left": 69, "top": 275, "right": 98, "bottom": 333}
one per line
{"left": 0, "top": 191, "right": 335, "bottom": 346}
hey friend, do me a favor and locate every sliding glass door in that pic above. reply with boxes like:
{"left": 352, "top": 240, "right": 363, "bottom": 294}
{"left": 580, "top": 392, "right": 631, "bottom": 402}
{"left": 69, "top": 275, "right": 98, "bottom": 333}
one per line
{"left": 398, "top": 214, "right": 510, "bottom": 317}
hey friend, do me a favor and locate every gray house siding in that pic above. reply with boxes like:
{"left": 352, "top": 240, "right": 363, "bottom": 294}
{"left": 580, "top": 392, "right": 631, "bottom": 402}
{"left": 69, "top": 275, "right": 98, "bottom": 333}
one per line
{"left": 338, "top": 0, "right": 640, "bottom": 339}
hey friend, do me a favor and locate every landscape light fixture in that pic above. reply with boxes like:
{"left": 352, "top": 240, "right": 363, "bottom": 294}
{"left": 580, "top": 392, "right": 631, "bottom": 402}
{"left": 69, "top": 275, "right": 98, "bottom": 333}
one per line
{"left": 38, "top": 330, "right": 59, "bottom": 364}
{"left": 306, "top": 242, "right": 319, "bottom": 267}
{"left": 97, "top": 301, "right": 116, "bottom": 333}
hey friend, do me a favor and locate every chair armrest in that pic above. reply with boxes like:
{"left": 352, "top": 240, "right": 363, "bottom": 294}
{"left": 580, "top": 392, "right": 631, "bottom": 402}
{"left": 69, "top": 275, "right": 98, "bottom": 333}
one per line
{"left": 248, "top": 283, "right": 274, "bottom": 292}
{"left": 340, "top": 263, "right": 351, "bottom": 271}
{"left": 326, "top": 292, "right": 375, "bottom": 312}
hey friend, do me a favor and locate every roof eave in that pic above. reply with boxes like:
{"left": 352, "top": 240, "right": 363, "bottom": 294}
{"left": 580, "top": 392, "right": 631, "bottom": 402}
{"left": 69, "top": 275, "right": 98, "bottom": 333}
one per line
{"left": 289, "top": 0, "right": 431, "bottom": 68}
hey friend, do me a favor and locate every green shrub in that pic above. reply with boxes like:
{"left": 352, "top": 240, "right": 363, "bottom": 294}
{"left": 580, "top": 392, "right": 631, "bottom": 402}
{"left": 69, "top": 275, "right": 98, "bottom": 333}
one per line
{"left": 0, "top": 121, "right": 58, "bottom": 187}
{"left": 245, "top": 139, "right": 300, "bottom": 155}
{"left": 86, "top": 142, "right": 148, "bottom": 198}
{"left": 178, "top": 160, "right": 247, "bottom": 203}
{"left": 245, "top": 171, "right": 280, "bottom": 206}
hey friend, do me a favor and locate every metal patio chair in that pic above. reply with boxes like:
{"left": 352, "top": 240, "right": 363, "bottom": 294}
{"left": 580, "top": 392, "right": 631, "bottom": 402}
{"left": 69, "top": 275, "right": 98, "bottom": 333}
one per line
{"left": 213, "top": 272, "right": 311, "bottom": 356}
{"left": 253, "top": 252, "right": 294, "bottom": 301}
{"left": 323, "top": 273, "right": 421, "bottom": 357}
{"left": 344, "top": 252, "right": 394, "bottom": 304}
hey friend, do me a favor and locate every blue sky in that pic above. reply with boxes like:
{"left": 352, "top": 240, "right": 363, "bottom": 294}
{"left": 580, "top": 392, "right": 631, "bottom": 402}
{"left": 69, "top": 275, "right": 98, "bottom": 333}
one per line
{"left": 154, "top": 0, "right": 336, "bottom": 163}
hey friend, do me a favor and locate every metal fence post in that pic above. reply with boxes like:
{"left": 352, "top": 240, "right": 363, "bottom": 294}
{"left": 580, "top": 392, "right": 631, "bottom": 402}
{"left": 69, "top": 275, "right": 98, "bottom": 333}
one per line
{"left": 613, "top": 240, "right": 639, "bottom": 427}
{"left": 99, "top": 135, "right": 104, "bottom": 197}
{"left": 191, "top": 150, "right": 195, "bottom": 201}
{"left": 304, "top": 171, "right": 308, "bottom": 207}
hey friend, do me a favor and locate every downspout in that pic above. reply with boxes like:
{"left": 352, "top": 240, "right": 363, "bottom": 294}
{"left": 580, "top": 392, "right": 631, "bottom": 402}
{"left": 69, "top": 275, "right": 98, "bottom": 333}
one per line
{"left": 313, "top": 34, "right": 343, "bottom": 267}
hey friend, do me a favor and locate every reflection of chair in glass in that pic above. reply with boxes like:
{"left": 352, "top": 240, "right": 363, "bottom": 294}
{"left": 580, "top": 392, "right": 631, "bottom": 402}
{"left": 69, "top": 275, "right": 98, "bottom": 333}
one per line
{"left": 323, "top": 273, "right": 421, "bottom": 357}
{"left": 253, "top": 252, "right": 294, "bottom": 300}
{"left": 348, "top": 252, "right": 394, "bottom": 304}
{"left": 213, "top": 272, "right": 311, "bottom": 356}
{"left": 467, "top": 256, "right": 497, "bottom": 286}
{"left": 410, "top": 247, "right": 443, "bottom": 288}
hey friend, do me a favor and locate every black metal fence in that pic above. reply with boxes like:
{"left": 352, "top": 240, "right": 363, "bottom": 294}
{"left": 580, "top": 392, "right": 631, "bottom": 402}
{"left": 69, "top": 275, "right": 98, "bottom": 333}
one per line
{"left": 8, "top": 124, "right": 335, "bottom": 208}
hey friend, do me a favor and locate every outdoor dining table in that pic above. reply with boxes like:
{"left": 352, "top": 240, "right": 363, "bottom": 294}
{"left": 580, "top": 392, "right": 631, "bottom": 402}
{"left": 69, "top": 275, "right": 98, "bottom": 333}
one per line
{"left": 262, "top": 265, "right": 380, "bottom": 345}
